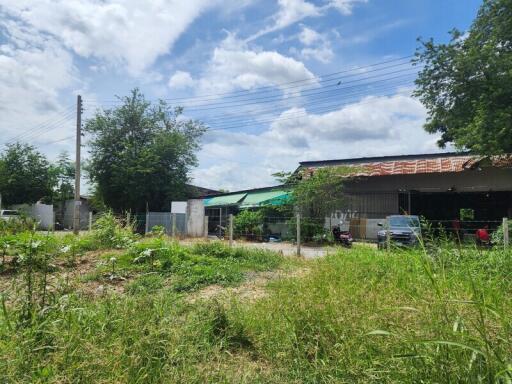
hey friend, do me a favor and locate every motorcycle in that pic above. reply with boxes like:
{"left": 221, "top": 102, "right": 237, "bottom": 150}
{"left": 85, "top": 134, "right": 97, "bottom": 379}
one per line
{"left": 332, "top": 222, "right": 353, "bottom": 248}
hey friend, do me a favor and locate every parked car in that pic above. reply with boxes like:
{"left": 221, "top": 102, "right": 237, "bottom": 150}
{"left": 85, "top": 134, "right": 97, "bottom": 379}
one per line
{"left": 0, "top": 209, "right": 20, "bottom": 221}
{"left": 377, "top": 215, "right": 421, "bottom": 249}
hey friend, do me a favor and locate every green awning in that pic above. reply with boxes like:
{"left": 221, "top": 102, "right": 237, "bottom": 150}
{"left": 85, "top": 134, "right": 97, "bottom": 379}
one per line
{"left": 239, "top": 190, "right": 290, "bottom": 208}
{"left": 203, "top": 193, "right": 247, "bottom": 207}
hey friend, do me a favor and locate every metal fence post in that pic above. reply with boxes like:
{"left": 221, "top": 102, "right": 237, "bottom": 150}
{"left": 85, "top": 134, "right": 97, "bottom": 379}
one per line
{"left": 229, "top": 214, "right": 234, "bottom": 247}
{"left": 503, "top": 217, "right": 509, "bottom": 250}
{"left": 145, "top": 212, "right": 149, "bottom": 235}
{"left": 171, "top": 213, "right": 176, "bottom": 238}
{"left": 88, "top": 212, "right": 93, "bottom": 231}
{"left": 204, "top": 216, "right": 209, "bottom": 239}
{"left": 296, "top": 213, "right": 301, "bottom": 257}
{"left": 386, "top": 220, "right": 391, "bottom": 252}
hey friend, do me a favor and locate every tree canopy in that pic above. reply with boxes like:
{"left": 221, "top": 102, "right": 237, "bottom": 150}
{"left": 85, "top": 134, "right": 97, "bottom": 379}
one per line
{"left": 274, "top": 167, "right": 351, "bottom": 218}
{"left": 414, "top": 0, "right": 512, "bottom": 154}
{"left": 0, "top": 143, "right": 54, "bottom": 205}
{"left": 51, "top": 151, "right": 75, "bottom": 203}
{"left": 85, "top": 89, "right": 205, "bottom": 212}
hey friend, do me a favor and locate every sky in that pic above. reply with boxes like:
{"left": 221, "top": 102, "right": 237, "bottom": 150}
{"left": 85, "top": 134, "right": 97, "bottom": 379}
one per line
{"left": 0, "top": 0, "right": 483, "bottom": 192}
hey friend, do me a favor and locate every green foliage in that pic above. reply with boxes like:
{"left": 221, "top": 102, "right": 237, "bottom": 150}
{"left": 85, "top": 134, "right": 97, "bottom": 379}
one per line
{"left": 85, "top": 88, "right": 206, "bottom": 212}
{"left": 91, "top": 211, "right": 138, "bottom": 249}
{"left": 50, "top": 151, "right": 75, "bottom": 204}
{"left": 292, "top": 166, "right": 353, "bottom": 218}
{"left": 126, "top": 274, "right": 164, "bottom": 295}
{"left": 234, "top": 210, "right": 263, "bottom": 238}
{"left": 118, "top": 240, "right": 283, "bottom": 292}
{"left": 149, "top": 225, "right": 166, "bottom": 238}
{"left": 491, "top": 222, "right": 512, "bottom": 246}
{"left": 2, "top": 244, "right": 512, "bottom": 382}
{"left": 414, "top": 0, "right": 512, "bottom": 153}
{"left": 0, "top": 214, "right": 37, "bottom": 235}
{"left": 0, "top": 143, "right": 54, "bottom": 205}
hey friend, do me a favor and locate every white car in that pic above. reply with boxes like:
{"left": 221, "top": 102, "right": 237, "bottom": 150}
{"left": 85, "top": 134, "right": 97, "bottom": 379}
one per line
{"left": 0, "top": 210, "right": 20, "bottom": 221}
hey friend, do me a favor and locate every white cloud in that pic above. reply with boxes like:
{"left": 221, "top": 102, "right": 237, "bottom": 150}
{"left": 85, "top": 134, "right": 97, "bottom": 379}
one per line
{"left": 0, "top": 20, "right": 78, "bottom": 155}
{"left": 196, "top": 35, "right": 317, "bottom": 94}
{"left": 192, "top": 91, "right": 441, "bottom": 190}
{"left": 248, "top": 0, "right": 365, "bottom": 41}
{"left": 299, "top": 27, "right": 322, "bottom": 45}
{"left": 168, "top": 71, "right": 195, "bottom": 89}
{"left": 0, "top": 0, "right": 217, "bottom": 74}
{"left": 296, "top": 26, "right": 334, "bottom": 63}
{"left": 329, "top": 0, "right": 367, "bottom": 15}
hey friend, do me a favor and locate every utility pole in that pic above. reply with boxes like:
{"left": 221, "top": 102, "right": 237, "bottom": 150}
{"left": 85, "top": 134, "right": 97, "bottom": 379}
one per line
{"left": 73, "top": 95, "right": 82, "bottom": 235}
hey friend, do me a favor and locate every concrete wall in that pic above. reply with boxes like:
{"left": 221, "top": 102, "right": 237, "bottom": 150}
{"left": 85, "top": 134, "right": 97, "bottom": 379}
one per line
{"left": 63, "top": 200, "right": 91, "bottom": 229}
{"left": 12, "top": 203, "right": 54, "bottom": 230}
{"left": 187, "top": 199, "right": 205, "bottom": 237}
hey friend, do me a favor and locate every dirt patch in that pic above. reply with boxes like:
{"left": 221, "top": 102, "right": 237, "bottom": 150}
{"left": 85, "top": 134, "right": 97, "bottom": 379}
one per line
{"left": 189, "top": 267, "right": 310, "bottom": 304}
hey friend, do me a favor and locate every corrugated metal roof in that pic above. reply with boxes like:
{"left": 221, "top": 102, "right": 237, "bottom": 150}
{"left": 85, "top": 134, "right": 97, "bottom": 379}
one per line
{"left": 239, "top": 190, "right": 290, "bottom": 208}
{"left": 305, "top": 154, "right": 512, "bottom": 177}
{"left": 203, "top": 193, "right": 247, "bottom": 207}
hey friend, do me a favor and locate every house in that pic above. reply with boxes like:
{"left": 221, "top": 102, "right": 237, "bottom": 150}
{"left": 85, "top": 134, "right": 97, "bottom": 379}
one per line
{"left": 298, "top": 152, "right": 512, "bottom": 239}
{"left": 201, "top": 152, "right": 511, "bottom": 240}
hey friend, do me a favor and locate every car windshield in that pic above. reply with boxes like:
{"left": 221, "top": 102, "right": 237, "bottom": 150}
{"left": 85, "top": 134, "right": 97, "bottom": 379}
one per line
{"left": 388, "top": 216, "right": 420, "bottom": 229}
{"left": 2, "top": 210, "right": 19, "bottom": 216}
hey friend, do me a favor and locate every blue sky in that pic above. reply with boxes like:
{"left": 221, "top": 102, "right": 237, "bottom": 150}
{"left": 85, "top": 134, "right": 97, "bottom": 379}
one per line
{"left": 0, "top": 0, "right": 482, "bottom": 191}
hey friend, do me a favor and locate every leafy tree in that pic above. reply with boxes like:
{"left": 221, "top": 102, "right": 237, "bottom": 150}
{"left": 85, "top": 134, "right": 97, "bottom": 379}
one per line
{"left": 234, "top": 210, "right": 264, "bottom": 238}
{"left": 50, "top": 151, "right": 75, "bottom": 203}
{"left": 0, "top": 143, "right": 54, "bottom": 205}
{"left": 85, "top": 89, "right": 205, "bottom": 212}
{"left": 276, "top": 167, "right": 351, "bottom": 218}
{"left": 414, "top": 0, "right": 512, "bottom": 154}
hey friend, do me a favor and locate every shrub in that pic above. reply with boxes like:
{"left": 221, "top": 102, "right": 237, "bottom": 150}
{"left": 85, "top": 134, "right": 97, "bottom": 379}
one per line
{"left": 91, "top": 211, "right": 138, "bottom": 249}
{"left": 234, "top": 210, "right": 263, "bottom": 239}
{"left": 491, "top": 222, "right": 512, "bottom": 246}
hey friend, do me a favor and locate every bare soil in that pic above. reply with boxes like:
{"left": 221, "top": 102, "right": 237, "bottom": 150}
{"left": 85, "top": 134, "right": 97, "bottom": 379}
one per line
{"left": 189, "top": 267, "right": 310, "bottom": 304}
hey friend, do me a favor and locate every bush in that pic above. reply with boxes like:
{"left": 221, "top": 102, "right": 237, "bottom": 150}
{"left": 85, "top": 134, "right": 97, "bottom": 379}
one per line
{"left": 0, "top": 214, "right": 37, "bottom": 235}
{"left": 234, "top": 210, "right": 263, "bottom": 239}
{"left": 91, "top": 211, "right": 138, "bottom": 249}
{"left": 491, "top": 222, "right": 512, "bottom": 246}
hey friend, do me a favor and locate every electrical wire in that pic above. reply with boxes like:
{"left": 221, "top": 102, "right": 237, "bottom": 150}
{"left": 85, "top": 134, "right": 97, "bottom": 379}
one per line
{"left": 1, "top": 108, "right": 76, "bottom": 145}
{"left": 92, "top": 54, "right": 415, "bottom": 104}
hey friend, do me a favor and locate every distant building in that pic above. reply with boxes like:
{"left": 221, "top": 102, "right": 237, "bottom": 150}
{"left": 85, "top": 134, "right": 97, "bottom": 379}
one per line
{"left": 203, "top": 152, "right": 512, "bottom": 240}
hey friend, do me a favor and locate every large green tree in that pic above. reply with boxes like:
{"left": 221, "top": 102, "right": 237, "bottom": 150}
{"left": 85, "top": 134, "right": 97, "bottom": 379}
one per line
{"left": 0, "top": 143, "right": 54, "bottom": 205}
{"left": 85, "top": 89, "right": 205, "bottom": 212}
{"left": 414, "top": 0, "right": 512, "bottom": 154}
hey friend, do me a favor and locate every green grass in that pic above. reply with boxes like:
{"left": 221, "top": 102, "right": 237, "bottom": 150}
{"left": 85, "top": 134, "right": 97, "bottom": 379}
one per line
{"left": 92, "top": 239, "right": 285, "bottom": 292}
{"left": 1, "top": 242, "right": 512, "bottom": 383}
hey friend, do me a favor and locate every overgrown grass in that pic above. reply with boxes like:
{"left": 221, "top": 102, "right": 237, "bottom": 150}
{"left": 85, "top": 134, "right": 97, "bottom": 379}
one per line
{"left": 91, "top": 239, "right": 284, "bottom": 292}
{"left": 1, "top": 242, "right": 511, "bottom": 382}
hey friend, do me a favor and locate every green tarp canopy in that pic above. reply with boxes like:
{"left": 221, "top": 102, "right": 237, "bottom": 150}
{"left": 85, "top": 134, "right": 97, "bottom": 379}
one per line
{"left": 239, "top": 190, "right": 290, "bottom": 208}
{"left": 203, "top": 193, "right": 247, "bottom": 207}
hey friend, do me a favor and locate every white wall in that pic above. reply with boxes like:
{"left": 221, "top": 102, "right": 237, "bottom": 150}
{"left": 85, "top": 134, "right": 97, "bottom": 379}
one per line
{"left": 187, "top": 199, "right": 205, "bottom": 237}
{"left": 12, "top": 203, "right": 54, "bottom": 230}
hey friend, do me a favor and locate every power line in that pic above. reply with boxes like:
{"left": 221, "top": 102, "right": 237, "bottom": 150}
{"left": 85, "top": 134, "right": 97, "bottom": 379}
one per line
{"left": 195, "top": 77, "right": 416, "bottom": 126}
{"left": 1, "top": 108, "right": 76, "bottom": 145}
{"left": 39, "top": 135, "right": 75, "bottom": 146}
{"left": 83, "top": 66, "right": 420, "bottom": 115}
{"left": 205, "top": 88, "right": 417, "bottom": 132}
{"left": 91, "top": 54, "right": 415, "bottom": 104}
{"left": 176, "top": 67, "right": 420, "bottom": 111}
